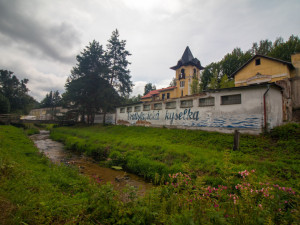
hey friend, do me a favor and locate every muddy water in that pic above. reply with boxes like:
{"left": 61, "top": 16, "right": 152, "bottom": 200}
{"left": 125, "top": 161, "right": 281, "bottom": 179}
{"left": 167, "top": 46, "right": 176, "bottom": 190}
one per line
{"left": 30, "top": 130, "right": 152, "bottom": 195}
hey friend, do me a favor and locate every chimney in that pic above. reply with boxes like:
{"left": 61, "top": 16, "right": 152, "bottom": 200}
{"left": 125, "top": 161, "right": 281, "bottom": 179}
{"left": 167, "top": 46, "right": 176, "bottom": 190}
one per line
{"left": 291, "top": 53, "right": 300, "bottom": 77}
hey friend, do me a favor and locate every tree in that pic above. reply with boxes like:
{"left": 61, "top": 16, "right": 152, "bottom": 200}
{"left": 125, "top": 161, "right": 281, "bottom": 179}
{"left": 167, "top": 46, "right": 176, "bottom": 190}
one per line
{"left": 65, "top": 40, "right": 110, "bottom": 124}
{"left": 269, "top": 35, "right": 300, "bottom": 62}
{"left": 144, "top": 83, "right": 156, "bottom": 95}
{"left": 169, "top": 77, "right": 176, "bottom": 87}
{"left": 106, "top": 29, "right": 133, "bottom": 96}
{"left": 208, "top": 70, "right": 219, "bottom": 89}
{"left": 251, "top": 39, "right": 273, "bottom": 55}
{"left": 0, "top": 69, "right": 36, "bottom": 114}
{"left": 219, "top": 74, "right": 234, "bottom": 88}
{"left": 201, "top": 62, "right": 221, "bottom": 90}
{"left": 40, "top": 90, "right": 62, "bottom": 119}
{"left": 221, "top": 48, "right": 252, "bottom": 79}
{"left": 0, "top": 93, "right": 10, "bottom": 113}
{"left": 190, "top": 77, "right": 200, "bottom": 95}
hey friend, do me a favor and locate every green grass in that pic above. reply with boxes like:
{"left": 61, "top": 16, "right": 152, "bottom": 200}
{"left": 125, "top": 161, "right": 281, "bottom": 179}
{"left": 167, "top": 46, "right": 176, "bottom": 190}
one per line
{"left": 1, "top": 124, "right": 299, "bottom": 224}
{"left": 0, "top": 125, "right": 122, "bottom": 224}
{"left": 50, "top": 124, "right": 300, "bottom": 190}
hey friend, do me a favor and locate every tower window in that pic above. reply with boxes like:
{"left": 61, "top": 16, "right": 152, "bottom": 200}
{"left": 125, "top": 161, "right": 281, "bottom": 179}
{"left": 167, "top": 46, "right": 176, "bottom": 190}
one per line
{"left": 255, "top": 58, "right": 261, "bottom": 66}
{"left": 180, "top": 81, "right": 185, "bottom": 87}
{"left": 179, "top": 69, "right": 185, "bottom": 79}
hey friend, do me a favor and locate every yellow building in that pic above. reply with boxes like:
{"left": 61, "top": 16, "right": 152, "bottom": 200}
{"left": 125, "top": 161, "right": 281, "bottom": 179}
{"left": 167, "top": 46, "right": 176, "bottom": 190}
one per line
{"left": 141, "top": 46, "right": 204, "bottom": 101}
{"left": 232, "top": 54, "right": 298, "bottom": 87}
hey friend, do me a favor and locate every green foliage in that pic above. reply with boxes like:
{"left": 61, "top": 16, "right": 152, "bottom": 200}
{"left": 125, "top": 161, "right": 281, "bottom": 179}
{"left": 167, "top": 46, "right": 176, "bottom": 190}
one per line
{"left": 0, "top": 93, "right": 10, "bottom": 113}
{"left": 0, "top": 70, "right": 37, "bottom": 114}
{"left": 190, "top": 77, "right": 200, "bottom": 94}
{"left": 107, "top": 29, "right": 133, "bottom": 97}
{"left": 144, "top": 82, "right": 156, "bottom": 96}
{"left": 40, "top": 90, "right": 61, "bottom": 108}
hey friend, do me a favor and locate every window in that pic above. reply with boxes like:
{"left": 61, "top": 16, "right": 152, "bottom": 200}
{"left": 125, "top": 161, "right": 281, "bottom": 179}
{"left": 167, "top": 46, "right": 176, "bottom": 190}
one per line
{"left": 134, "top": 106, "right": 141, "bottom": 112}
{"left": 180, "top": 99, "right": 193, "bottom": 108}
{"left": 180, "top": 81, "right": 185, "bottom": 87}
{"left": 199, "top": 97, "right": 215, "bottom": 107}
{"left": 193, "top": 68, "right": 197, "bottom": 78}
{"left": 255, "top": 58, "right": 261, "bottom": 66}
{"left": 120, "top": 108, "right": 125, "bottom": 113}
{"left": 162, "top": 94, "right": 165, "bottom": 100}
{"left": 179, "top": 69, "right": 185, "bottom": 79}
{"left": 167, "top": 93, "right": 170, "bottom": 99}
{"left": 166, "top": 101, "right": 176, "bottom": 109}
{"left": 143, "top": 104, "right": 150, "bottom": 111}
{"left": 127, "top": 107, "right": 132, "bottom": 112}
{"left": 221, "top": 94, "right": 241, "bottom": 105}
{"left": 154, "top": 103, "right": 162, "bottom": 110}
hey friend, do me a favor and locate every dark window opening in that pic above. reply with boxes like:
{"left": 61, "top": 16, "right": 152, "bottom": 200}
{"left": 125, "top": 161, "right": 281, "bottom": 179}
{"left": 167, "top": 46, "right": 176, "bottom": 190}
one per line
{"left": 162, "top": 94, "right": 165, "bottom": 100}
{"left": 255, "top": 58, "right": 261, "bottom": 66}
{"left": 167, "top": 93, "right": 170, "bottom": 99}
{"left": 221, "top": 94, "right": 241, "bottom": 105}
{"left": 179, "top": 69, "right": 185, "bottom": 79}
{"left": 199, "top": 97, "right": 215, "bottom": 107}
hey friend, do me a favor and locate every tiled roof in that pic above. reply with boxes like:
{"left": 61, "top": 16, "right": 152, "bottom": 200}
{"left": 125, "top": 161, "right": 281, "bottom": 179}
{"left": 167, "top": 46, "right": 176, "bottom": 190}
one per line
{"left": 141, "top": 86, "right": 176, "bottom": 99}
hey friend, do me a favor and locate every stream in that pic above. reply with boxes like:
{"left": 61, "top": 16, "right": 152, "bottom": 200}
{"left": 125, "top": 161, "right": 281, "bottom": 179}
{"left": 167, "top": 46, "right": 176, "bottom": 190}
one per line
{"left": 30, "top": 130, "right": 152, "bottom": 195}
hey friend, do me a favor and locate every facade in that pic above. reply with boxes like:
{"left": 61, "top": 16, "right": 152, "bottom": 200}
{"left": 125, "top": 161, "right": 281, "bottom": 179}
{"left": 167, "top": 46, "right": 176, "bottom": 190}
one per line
{"left": 116, "top": 48, "right": 300, "bottom": 133}
{"left": 232, "top": 54, "right": 296, "bottom": 87}
{"left": 117, "top": 84, "right": 283, "bottom": 134}
{"left": 232, "top": 53, "right": 300, "bottom": 121}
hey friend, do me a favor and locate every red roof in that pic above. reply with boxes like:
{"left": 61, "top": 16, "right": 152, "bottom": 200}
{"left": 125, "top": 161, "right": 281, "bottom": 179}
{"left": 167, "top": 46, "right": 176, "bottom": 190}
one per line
{"left": 141, "top": 86, "right": 176, "bottom": 99}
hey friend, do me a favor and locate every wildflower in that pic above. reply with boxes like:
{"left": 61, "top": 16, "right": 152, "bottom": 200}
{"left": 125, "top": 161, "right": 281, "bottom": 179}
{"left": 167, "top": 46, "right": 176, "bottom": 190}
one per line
{"left": 258, "top": 204, "right": 263, "bottom": 209}
{"left": 214, "top": 204, "right": 219, "bottom": 208}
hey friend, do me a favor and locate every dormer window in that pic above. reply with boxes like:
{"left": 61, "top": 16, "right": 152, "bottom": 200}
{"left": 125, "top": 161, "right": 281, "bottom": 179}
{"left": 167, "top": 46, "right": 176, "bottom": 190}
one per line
{"left": 255, "top": 58, "right": 261, "bottom": 66}
{"left": 179, "top": 69, "right": 185, "bottom": 80}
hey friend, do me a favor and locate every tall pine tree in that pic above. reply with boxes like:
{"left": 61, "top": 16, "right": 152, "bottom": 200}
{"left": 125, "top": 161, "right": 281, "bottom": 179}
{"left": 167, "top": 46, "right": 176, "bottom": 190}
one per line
{"left": 106, "top": 29, "right": 133, "bottom": 96}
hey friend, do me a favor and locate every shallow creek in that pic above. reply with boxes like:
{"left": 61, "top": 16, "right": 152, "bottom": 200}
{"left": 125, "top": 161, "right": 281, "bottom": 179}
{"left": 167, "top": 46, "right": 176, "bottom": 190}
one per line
{"left": 30, "top": 130, "right": 152, "bottom": 195}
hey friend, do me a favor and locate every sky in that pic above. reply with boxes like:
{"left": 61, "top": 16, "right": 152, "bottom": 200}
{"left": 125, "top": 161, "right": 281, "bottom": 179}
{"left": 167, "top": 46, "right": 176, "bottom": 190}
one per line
{"left": 0, "top": 0, "right": 299, "bottom": 101}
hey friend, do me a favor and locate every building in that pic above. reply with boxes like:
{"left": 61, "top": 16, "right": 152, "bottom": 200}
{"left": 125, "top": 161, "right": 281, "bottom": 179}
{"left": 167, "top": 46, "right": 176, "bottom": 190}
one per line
{"left": 141, "top": 46, "right": 204, "bottom": 102}
{"left": 115, "top": 48, "right": 300, "bottom": 134}
{"left": 231, "top": 53, "right": 300, "bottom": 121}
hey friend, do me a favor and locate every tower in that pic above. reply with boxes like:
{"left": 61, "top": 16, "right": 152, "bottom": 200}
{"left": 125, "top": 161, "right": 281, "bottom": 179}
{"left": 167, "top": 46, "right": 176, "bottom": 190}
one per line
{"left": 170, "top": 46, "right": 204, "bottom": 97}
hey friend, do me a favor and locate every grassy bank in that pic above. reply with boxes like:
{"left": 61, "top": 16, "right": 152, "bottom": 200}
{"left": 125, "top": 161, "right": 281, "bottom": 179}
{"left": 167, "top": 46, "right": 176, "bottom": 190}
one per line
{"left": 1, "top": 125, "right": 299, "bottom": 224}
{"left": 0, "top": 125, "right": 125, "bottom": 224}
{"left": 51, "top": 124, "right": 300, "bottom": 190}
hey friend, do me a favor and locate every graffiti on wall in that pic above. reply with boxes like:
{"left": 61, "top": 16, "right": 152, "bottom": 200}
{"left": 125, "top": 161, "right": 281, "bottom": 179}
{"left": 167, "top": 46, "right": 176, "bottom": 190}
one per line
{"left": 126, "top": 109, "right": 261, "bottom": 129}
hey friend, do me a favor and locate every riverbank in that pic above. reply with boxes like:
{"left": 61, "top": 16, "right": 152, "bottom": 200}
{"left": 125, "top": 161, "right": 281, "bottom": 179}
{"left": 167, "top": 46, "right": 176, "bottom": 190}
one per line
{"left": 51, "top": 124, "right": 300, "bottom": 190}
{"left": 1, "top": 125, "right": 299, "bottom": 224}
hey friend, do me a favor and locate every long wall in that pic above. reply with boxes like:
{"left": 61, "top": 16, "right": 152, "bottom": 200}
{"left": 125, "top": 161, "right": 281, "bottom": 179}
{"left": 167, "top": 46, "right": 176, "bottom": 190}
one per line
{"left": 116, "top": 85, "right": 283, "bottom": 134}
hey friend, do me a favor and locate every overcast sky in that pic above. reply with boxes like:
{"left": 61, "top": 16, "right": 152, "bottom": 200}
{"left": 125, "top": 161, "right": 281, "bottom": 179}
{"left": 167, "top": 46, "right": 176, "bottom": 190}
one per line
{"left": 0, "top": 0, "right": 299, "bottom": 101}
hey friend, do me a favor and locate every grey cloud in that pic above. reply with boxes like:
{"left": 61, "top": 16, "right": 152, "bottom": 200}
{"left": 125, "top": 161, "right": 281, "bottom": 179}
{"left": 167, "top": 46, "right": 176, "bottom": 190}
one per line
{"left": 0, "top": 0, "right": 81, "bottom": 64}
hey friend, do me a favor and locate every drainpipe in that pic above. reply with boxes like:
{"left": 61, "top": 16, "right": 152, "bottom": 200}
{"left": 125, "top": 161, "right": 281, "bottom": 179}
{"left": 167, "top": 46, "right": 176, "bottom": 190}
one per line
{"left": 263, "top": 84, "right": 270, "bottom": 132}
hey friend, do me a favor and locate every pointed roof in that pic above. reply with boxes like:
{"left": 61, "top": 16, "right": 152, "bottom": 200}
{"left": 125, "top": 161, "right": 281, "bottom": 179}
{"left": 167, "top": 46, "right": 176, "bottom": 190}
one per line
{"left": 170, "top": 46, "right": 205, "bottom": 70}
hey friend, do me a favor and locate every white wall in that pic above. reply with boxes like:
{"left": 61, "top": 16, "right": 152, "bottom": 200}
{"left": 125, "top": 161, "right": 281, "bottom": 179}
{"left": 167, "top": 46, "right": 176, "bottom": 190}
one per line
{"left": 94, "top": 113, "right": 115, "bottom": 124}
{"left": 116, "top": 86, "right": 283, "bottom": 134}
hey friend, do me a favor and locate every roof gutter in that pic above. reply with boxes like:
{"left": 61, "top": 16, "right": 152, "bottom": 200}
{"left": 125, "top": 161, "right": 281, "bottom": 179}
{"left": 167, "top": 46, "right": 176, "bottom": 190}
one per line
{"left": 263, "top": 84, "right": 271, "bottom": 132}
